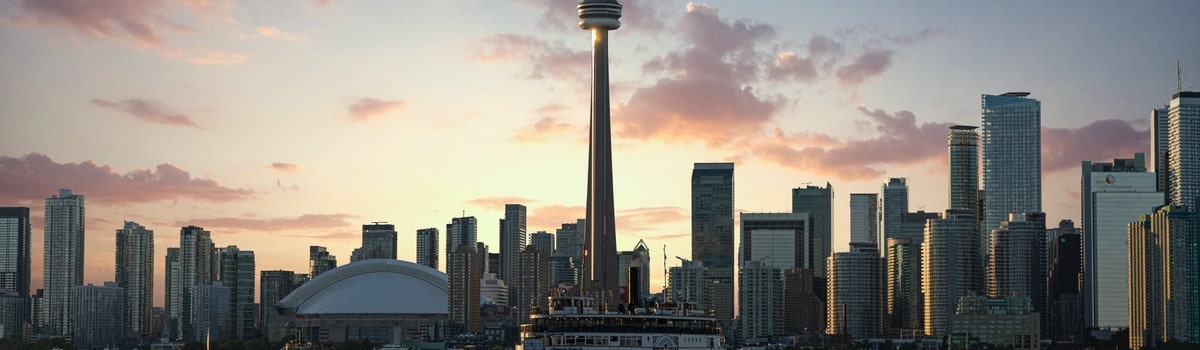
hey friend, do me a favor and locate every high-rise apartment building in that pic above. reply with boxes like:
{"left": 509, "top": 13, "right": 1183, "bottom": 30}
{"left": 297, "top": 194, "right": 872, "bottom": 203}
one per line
{"left": 354, "top": 223, "right": 397, "bottom": 262}
{"left": 164, "top": 248, "right": 180, "bottom": 340}
{"left": 448, "top": 245, "right": 483, "bottom": 333}
{"left": 43, "top": 189, "right": 84, "bottom": 337}
{"left": 849, "top": 194, "right": 879, "bottom": 245}
{"left": 949, "top": 125, "right": 980, "bottom": 214}
{"left": 1167, "top": 91, "right": 1200, "bottom": 210}
{"left": 416, "top": 228, "right": 439, "bottom": 270}
{"left": 517, "top": 244, "right": 550, "bottom": 322}
{"left": 500, "top": 204, "right": 528, "bottom": 288}
{"left": 309, "top": 246, "right": 336, "bottom": 278}
{"left": 171, "top": 225, "right": 217, "bottom": 341}
{"left": 115, "top": 221, "right": 154, "bottom": 336}
{"left": 548, "top": 255, "right": 577, "bottom": 286}
{"left": 740, "top": 212, "right": 807, "bottom": 269}
{"left": 0, "top": 207, "right": 31, "bottom": 298}
{"left": 1127, "top": 205, "right": 1200, "bottom": 349}
{"left": 782, "top": 268, "right": 824, "bottom": 336}
{"left": 879, "top": 178, "right": 909, "bottom": 249}
{"left": 986, "top": 212, "right": 1047, "bottom": 333}
{"left": 923, "top": 209, "right": 981, "bottom": 337}
{"left": 827, "top": 242, "right": 884, "bottom": 339}
{"left": 1081, "top": 154, "right": 1162, "bottom": 330}
{"left": 259, "top": 270, "right": 299, "bottom": 336}
{"left": 554, "top": 219, "right": 585, "bottom": 262}
{"left": 446, "top": 216, "right": 478, "bottom": 272}
{"left": 191, "top": 282, "right": 230, "bottom": 342}
{"left": 669, "top": 259, "right": 711, "bottom": 312}
{"left": 792, "top": 183, "right": 833, "bottom": 279}
{"left": 73, "top": 282, "right": 123, "bottom": 350}
{"left": 739, "top": 258, "right": 783, "bottom": 340}
{"left": 886, "top": 237, "right": 921, "bottom": 332}
{"left": 981, "top": 92, "right": 1042, "bottom": 257}
{"left": 530, "top": 231, "right": 554, "bottom": 257}
{"left": 218, "top": 246, "right": 255, "bottom": 339}
{"left": 691, "top": 162, "right": 734, "bottom": 322}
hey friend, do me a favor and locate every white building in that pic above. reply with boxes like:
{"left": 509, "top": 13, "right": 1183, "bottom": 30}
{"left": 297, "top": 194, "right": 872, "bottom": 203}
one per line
{"left": 923, "top": 209, "right": 981, "bottom": 337}
{"left": 981, "top": 92, "right": 1042, "bottom": 258}
{"left": 668, "top": 259, "right": 710, "bottom": 311}
{"left": 480, "top": 273, "right": 509, "bottom": 308}
{"left": 1080, "top": 154, "right": 1161, "bottom": 330}
{"left": 1167, "top": 91, "right": 1200, "bottom": 210}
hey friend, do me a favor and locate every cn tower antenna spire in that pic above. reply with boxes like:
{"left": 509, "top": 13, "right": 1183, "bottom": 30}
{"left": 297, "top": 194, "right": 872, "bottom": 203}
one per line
{"left": 578, "top": 0, "right": 621, "bottom": 305}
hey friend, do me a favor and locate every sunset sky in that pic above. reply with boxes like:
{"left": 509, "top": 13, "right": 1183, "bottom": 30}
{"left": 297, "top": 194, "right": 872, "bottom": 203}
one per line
{"left": 1, "top": 1, "right": 1198, "bottom": 306}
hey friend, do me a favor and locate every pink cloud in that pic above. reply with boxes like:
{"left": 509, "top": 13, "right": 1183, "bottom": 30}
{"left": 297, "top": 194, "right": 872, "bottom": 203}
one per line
{"left": 0, "top": 152, "right": 255, "bottom": 205}
{"left": 767, "top": 51, "right": 818, "bottom": 83}
{"left": 15, "top": 0, "right": 170, "bottom": 48}
{"left": 256, "top": 26, "right": 300, "bottom": 41}
{"left": 513, "top": 104, "right": 586, "bottom": 144}
{"left": 313, "top": 0, "right": 332, "bottom": 8}
{"left": 835, "top": 49, "right": 893, "bottom": 86}
{"left": 347, "top": 98, "right": 405, "bottom": 121}
{"left": 616, "top": 207, "right": 688, "bottom": 231}
{"left": 188, "top": 52, "right": 249, "bottom": 66}
{"left": 264, "top": 162, "right": 301, "bottom": 172}
{"left": 528, "top": 204, "right": 585, "bottom": 231}
{"left": 467, "top": 34, "right": 590, "bottom": 83}
{"left": 91, "top": 98, "right": 202, "bottom": 128}
{"left": 750, "top": 106, "right": 953, "bottom": 180}
{"left": 614, "top": 3, "right": 781, "bottom": 147}
{"left": 1042, "top": 119, "right": 1148, "bottom": 173}
{"left": 178, "top": 213, "right": 355, "bottom": 232}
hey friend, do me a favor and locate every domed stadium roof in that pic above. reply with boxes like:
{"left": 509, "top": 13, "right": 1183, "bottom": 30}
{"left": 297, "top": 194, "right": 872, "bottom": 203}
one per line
{"left": 276, "top": 259, "right": 448, "bottom": 315}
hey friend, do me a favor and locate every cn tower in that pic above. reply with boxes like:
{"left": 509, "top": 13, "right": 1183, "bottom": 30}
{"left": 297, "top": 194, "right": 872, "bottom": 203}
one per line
{"left": 578, "top": 0, "right": 620, "bottom": 303}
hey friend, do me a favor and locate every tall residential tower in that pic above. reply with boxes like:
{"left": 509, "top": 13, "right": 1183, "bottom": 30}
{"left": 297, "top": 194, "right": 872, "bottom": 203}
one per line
{"left": 43, "top": 189, "right": 84, "bottom": 337}
{"left": 692, "top": 162, "right": 734, "bottom": 321}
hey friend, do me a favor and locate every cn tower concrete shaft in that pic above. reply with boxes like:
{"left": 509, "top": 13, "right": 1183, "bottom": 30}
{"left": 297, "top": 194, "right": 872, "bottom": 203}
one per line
{"left": 578, "top": 0, "right": 621, "bottom": 303}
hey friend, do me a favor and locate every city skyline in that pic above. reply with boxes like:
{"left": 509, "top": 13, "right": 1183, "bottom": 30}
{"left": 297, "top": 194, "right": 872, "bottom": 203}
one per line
{"left": 1, "top": 1, "right": 1199, "bottom": 307}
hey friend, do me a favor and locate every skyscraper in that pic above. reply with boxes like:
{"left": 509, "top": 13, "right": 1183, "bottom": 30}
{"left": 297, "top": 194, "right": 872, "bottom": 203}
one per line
{"left": 0, "top": 207, "right": 31, "bottom": 298}
{"left": 259, "top": 270, "right": 299, "bottom": 337}
{"left": 73, "top": 282, "right": 123, "bottom": 349}
{"left": 416, "top": 228, "right": 439, "bottom": 270}
{"left": 923, "top": 209, "right": 980, "bottom": 337}
{"left": 792, "top": 183, "right": 833, "bottom": 278}
{"left": 1167, "top": 91, "right": 1200, "bottom": 210}
{"left": 355, "top": 222, "right": 397, "bottom": 261}
{"left": 164, "top": 248, "right": 180, "bottom": 340}
{"left": 554, "top": 219, "right": 585, "bottom": 262}
{"left": 692, "top": 162, "right": 734, "bottom": 322}
{"left": 739, "top": 258, "right": 783, "bottom": 340}
{"left": 309, "top": 246, "right": 336, "bottom": 278}
{"left": 886, "top": 237, "right": 921, "bottom": 332}
{"left": 986, "top": 212, "right": 1047, "bottom": 332}
{"left": 218, "top": 246, "right": 255, "bottom": 339}
{"left": 981, "top": 92, "right": 1041, "bottom": 256}
{"left": 740, "top": 212, "right": 807, "bottom": 269}
{"left": 115, "top": 221, "right": 154, "bottom": 336}
{"left": 1048, "top": 220, "right": 1082, "bottom": 342}
{"left": 1080, "top": 154, "right": 1161, "bottom": 330}
{"left": 516, "top": 244, "right": 550, "bottom": 322}
{"left": 849, "top": 194, "right": 879, "bottom": 245}
{"left": 191, "top": 281, "right": 230, "bottom": 342}
{"left": 1151, "top": 106, "right": 1170, "bottom": 196}
{"left": 448, "top": 245, "right": 483, "bottom": 333}
{"left": 1127, "top": 205, "right": 1200, "bottom": 349}
{"left": 879, "top": 178, "right": 909, "bottom": 249}
{"left": 43, "top": 189, "right": 84, "bottom": 336}
{"left": 172, "top": 225, "right": 216, "bottom": 341}
{"left": 578, "top": 0, "right": 621, "bottom": 303}
{"left": 668, "top": 259, "right": 710, "bottom": 312}
{"left": 827, "top": 242, "right": 884, "bottom": 339}
{"left": 948, "top": 125, "right": 980, "bottom": 213}
{"left": 530, "top": 231, "right": 554, "bottom": 257}
{"left": 446, "top": 216, "right": 477, "bottom": 271}
{"left": 500, "top": 204, "right": 527, "bottom": 295}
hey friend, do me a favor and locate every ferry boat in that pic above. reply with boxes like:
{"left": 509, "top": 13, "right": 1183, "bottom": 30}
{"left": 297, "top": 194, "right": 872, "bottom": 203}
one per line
{"left": 519, "top": 296, "right": 725, "bottom": 350}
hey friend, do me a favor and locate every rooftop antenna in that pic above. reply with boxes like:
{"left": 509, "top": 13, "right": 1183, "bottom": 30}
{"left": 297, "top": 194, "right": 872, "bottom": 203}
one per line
{"left": 662, "top": 245, "right": 668, "bottom": 301}
{"left": 1179, "top": 60, "right": 1183, "bottom": 93}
